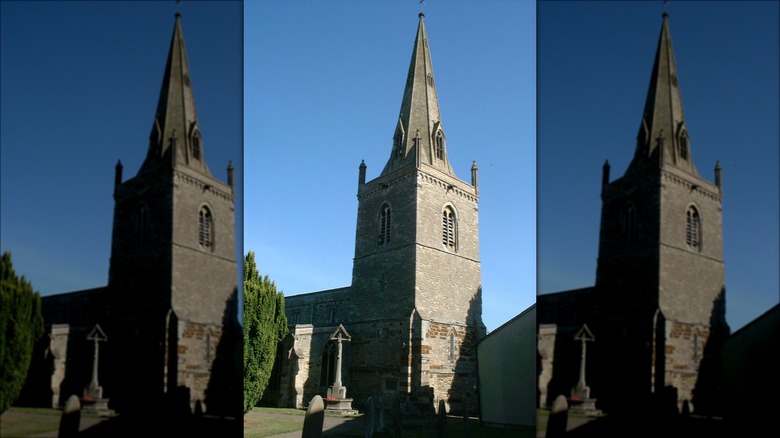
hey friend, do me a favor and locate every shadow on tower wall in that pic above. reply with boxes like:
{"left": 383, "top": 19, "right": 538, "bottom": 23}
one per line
{"left": 443, "top": 286, "right": 484, "bottom": 416}
{"left": 204, "top": 286, "right": 242, "bottom": 420}
{"left": 691, "top": 287, "right": 729, "bottom": 417}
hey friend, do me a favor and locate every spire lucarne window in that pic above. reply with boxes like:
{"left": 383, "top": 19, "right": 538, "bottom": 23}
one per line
{"left": 435, "top": 132, "right": 444, "bottom": 160}
{"left": 192, "top": 133, "right": 201, "bottom": 160}
{"left": 679, "top": 131, "right": 689, "bottom": 160}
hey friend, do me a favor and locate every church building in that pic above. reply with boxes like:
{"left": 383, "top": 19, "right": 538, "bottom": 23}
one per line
{"left": 19, "top": 13, "right": 241, "bottom": 418}
{"left": 537, "top": 13, "right": 730, "bottom": 416}
{"left": 265, "top": 13, "right": 486, "bottom": 414}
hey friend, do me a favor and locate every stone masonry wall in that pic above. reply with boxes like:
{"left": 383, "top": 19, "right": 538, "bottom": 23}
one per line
{"left": 172, "top": 320, "right": 223, "bottom": 411}
{"left": 171, "top": 167, "right": 236, "bottom": 325}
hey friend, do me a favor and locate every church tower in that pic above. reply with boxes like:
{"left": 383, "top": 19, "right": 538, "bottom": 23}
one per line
{"left": 594, "top": 13, "right": 728, "bottom": 412}
{"left": 107, "top": 13, "right": 238, "bottom": 414}
{"left": 350, "top": 12, "right": 485, "bottom": 412}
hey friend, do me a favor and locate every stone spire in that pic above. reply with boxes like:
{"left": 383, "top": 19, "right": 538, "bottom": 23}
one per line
{"left": 381, "top": 12, "right": 455, "bottom": 177}
{"left": 140, "top": 13, "right": 210, "bottom": 176}
{"left": 626, "top": 13, "right": 698, "bottom": 177}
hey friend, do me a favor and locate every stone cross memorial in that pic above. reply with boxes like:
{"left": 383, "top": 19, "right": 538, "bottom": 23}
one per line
{"left": 325, "top": 324, "right": 356, "bottom": 414}
{"left": 82, "top": 324, "right": 114, "bottom": 416}
{"left": 570, "top": 324, "right": 599, "bottom": 414}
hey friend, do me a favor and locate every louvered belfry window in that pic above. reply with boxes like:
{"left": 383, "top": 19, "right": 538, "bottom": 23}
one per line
{"left": 378, "top": 204, "right": 391, "bottom": 245}
{"left": 199, "top": 207, "right": 213, "bottom": 249}
{"left": 686, "top": 206, "right": 700, "bottom": 250}
{"left": 442, "top": 207, "right": 456, "bottom": 249}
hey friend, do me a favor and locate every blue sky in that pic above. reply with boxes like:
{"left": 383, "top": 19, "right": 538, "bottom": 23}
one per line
{"left": 1, "top": 2, "right": 243, "bottom": 292}
{"left": 537, "top": 1, "right": 779, "bottom": 332}
{"left": 2, "top": 0, "right": 774, "bottom": 335}
{"left": 243, "top": 1, "right": 537, "bottom": 333}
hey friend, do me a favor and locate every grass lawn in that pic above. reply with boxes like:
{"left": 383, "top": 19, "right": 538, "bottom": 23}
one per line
{"left": 1, "top": 407, "right": 62, "bottom": 437}
{"left": 0, "top": 406, "right": 108, "bottom": 438}
{"left": 243, "top": 407, "right": 307, "bottom": 438}
{"left": 243, "top": 407, "right": 534, "bottom": 438}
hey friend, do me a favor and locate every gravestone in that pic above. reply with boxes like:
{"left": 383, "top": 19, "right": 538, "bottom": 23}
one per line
{"left": 392, "top": 397, "right": 403, "bottom": 437}
{"left": 682, "top": 399, "right": 691, "bottom": 417}
{"left": 376, "top": 396, "right": 386, "bottom": 432}
{"left": 364, "top": 396, "right": 376, "bottom": 438}
{"left": 463, "top": 392, "right": 470, "bottom": 438}
{"left": 58, "top": 395, "right": 81, "bottom": 438}
{"left": 302, "top": 395, "right": 325, "bottom": 438}
{"left": 546, "top": 395, "right": 568, "bottom": 438}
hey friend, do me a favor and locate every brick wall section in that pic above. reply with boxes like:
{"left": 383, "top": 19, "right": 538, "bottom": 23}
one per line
{"left": 661, "top": 320, "right": 709, "bottom": 404}
{"left": 171, "top": 320, "right": 223, "bottom": 410}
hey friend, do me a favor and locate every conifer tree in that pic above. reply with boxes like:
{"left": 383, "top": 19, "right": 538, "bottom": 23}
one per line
{"left": 0, "top": 252, "right": 44, "bottom": 414}
{"left": 243, "top": 251, "right": 288, "bottom": 414}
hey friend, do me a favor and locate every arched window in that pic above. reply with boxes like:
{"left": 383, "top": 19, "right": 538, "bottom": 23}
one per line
{"left": 435, "top": 132, "right": 444, "bottom": 160}
{"left": 449, "top": 332, "right": 456, "bottom": 364}
{"left": 133, "top": 204, "right": 149, "bottom": 247}
{"left": 686, "top": 206, "right": 700, "bottom": 250}
{"left": 320, "top": 341, "right": 336, "bottom": 387}
{"left": 378, "top": 204, "right": 392, "bottom": 245}
{"left": 394, "top": 131, "right": 404, "bottom": 158}
{"left": 442, "top": 206, "right": 456, "bottom": 250}
{"left": 199, "top": 206, "right": 213, "bottom": 250}
{"left": 620, "top": 204, "right": 636, "bottom": 248}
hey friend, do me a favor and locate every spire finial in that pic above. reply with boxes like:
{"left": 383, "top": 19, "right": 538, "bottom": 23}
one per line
{"left": 419, "top": 0, "right": 425, "bottom": 15}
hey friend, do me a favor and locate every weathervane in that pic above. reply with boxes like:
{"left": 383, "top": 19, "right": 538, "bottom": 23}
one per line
{"left": 420, "top": 0, "right": 425, "bottom": 13}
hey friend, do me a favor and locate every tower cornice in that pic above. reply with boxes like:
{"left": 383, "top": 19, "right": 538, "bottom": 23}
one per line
{"left": 173, "top": 168, "right": 234, "bottom": 204}
{"left": 659, "top": 169, "right": 721, "bottom": 204}
{"left": 358, "top": 168, "right": 477, "bottom": 204}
